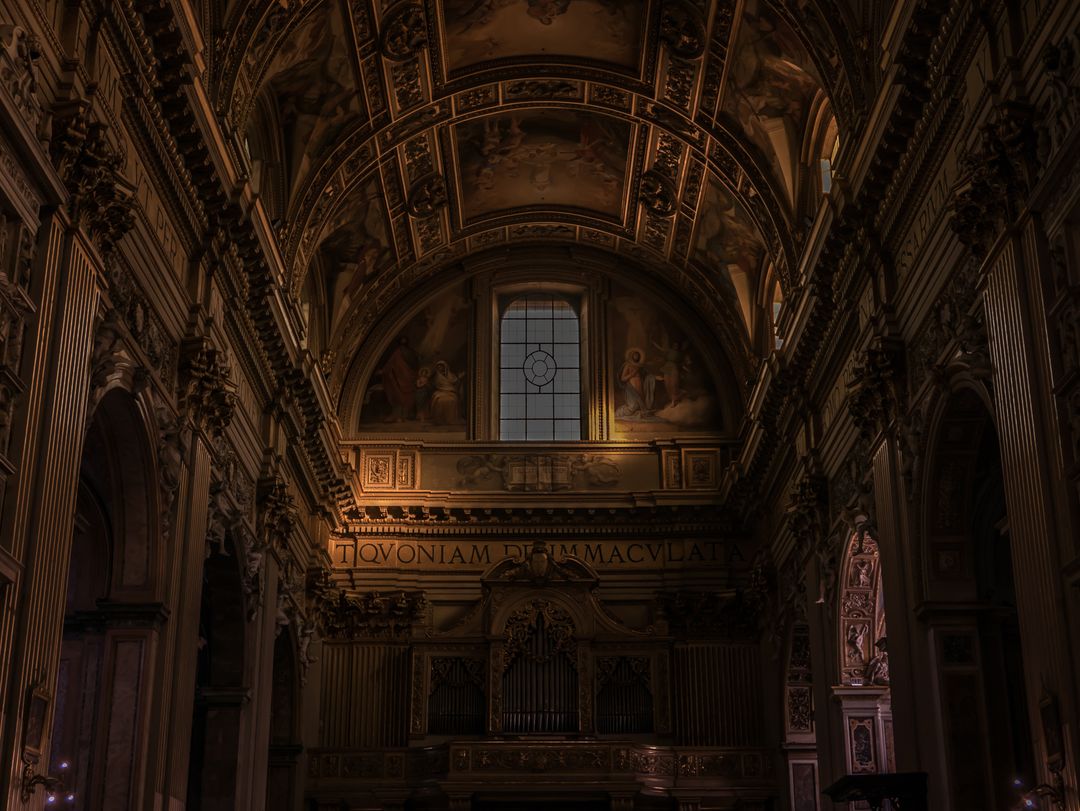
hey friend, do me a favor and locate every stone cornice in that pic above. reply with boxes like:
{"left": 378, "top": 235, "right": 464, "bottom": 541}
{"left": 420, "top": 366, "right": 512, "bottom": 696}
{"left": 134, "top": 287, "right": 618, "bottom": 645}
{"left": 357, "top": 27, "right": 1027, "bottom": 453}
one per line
{"left": 343, "top": 503, "right": 743, "bottom": 538}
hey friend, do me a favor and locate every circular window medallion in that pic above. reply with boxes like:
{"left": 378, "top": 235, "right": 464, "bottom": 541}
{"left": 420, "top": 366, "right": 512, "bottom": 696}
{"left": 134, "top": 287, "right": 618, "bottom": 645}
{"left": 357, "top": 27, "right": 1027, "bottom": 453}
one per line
{"left": 522, "top": 349, "right": 558, "bottom": 387}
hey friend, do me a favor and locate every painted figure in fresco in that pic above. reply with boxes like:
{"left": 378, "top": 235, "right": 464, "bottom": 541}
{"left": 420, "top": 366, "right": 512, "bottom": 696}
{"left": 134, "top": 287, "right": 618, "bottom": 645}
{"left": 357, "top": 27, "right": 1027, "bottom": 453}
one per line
{"left": 616, "top": 348, "right": 656, "bottom": 417}
{"left": 379, "top": 337, "right": 418, "bottom": 422}
{"left": 526, "top": 0, "right": 571, "bottom": 24}
{"left": 429, "top": 360, "right": 465, "bottom": 425}
{"left": 415, "top": 365, "right": 433, "bottom": 423}
{"left": 652, "top": 336, "right": 687, "bottom": 408}
{"left": 265, "top": 3, "right": 361, "bottom": 192}
{"left": 462, "top": 112, "right": 626, "bottom": 214}
{"left": 445, "top": 0, "right": 639, "bottom": 70}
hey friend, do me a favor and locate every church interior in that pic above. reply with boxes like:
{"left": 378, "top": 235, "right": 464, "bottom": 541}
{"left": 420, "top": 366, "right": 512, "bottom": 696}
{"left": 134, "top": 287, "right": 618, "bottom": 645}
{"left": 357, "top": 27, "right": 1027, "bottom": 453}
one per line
{"left": 0, "top": 0, "right": 1078, "bottom": 809}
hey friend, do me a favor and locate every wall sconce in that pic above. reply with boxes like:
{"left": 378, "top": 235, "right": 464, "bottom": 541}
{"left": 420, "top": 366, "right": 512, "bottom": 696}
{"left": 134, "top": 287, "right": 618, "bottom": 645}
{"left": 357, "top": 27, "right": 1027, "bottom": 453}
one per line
{"left": 18, "top": 677, "right": 75, "bottom": 804}
{"left": 20, "top": 759, "right": 74, "bottom": 804}
{"left": 1013, "top": 772, "right": 1065, "bottom": 811}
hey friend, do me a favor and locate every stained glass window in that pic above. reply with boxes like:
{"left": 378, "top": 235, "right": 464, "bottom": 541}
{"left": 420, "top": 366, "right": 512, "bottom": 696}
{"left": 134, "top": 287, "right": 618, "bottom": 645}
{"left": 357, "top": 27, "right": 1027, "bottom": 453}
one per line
{"left": 499, "top": 295, "right": 581, "bottom": 441}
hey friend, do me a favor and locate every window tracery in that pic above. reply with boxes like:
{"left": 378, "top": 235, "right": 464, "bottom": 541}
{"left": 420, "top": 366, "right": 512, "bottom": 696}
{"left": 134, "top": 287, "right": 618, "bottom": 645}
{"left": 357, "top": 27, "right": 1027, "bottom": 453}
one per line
{"left": 498, "top": 294, "right": 582, "bottom": 441}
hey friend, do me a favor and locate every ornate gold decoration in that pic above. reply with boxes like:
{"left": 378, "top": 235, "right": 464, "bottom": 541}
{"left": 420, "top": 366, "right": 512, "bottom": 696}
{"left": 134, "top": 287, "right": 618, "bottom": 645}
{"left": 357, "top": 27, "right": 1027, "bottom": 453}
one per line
{"left": 502, "top": 599, "right": 576, "bottom": 667}
{"left": 379, "top": 3, "right": 427, "bottom": 61}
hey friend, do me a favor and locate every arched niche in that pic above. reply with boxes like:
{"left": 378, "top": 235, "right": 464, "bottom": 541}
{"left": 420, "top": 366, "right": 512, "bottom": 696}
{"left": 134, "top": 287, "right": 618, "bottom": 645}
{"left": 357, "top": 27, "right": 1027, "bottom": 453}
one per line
{"left": 266, "top": 625, "right": 302, "bottom": 811}
{"left": 338, "top": 247, "right": 746, "bottom": 443}
{"left": 50, "top": 387, "right": 163, "bottom": 809}
{"left": 187, "top": 533, "right": 248, "bottom": 811}
{"left": 918, "top": 385, "right": 1034, "bottom": 810}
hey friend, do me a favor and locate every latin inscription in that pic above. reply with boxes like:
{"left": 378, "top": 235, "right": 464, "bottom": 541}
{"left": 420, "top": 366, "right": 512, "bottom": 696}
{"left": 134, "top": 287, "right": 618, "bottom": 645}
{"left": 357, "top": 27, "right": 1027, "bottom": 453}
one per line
{"left": 331, "top": 539, "right": 744, "bottom": 569}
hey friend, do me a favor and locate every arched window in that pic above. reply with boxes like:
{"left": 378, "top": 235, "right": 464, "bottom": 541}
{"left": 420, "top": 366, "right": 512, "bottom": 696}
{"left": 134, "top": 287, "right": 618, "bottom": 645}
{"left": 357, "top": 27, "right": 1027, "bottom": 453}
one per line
{"left": 772, "top": 282, "right": 785, "bottom": 351}
{"left": 499, "top": 294, "right": 582, "bottom": 441}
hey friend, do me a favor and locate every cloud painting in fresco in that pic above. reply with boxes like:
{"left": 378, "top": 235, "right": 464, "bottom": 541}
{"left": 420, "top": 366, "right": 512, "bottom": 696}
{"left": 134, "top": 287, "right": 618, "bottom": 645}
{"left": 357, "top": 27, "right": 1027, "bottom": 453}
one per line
{"left": 693, "top": 175, "right": 766, "bottom": 289}
{"left": 695, "top": 174, "right": 764, "bottom": 273}
{"left": 358, "top": 284, "right": 471, "bottom": 436}
{"left": 723, "top": 0, "right": 822, "bottom": 199}
{"left": 259, "top": 1, "right": 363, "bottom": 197}
{"left": 609, "top": 283, "right": 722, "bottom": 437}
{"left": 314, "top": 177, "right": 394, "bottom": 338}
{"left": 440, "top": 0, "right": 645, "bottom": 72}
{"left": 455, "top": 111, "right": 631, "bottom": 222}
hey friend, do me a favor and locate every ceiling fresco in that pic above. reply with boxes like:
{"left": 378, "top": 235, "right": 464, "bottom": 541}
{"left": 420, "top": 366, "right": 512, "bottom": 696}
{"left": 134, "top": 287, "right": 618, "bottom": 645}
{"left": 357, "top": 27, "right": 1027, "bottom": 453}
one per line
{"left": 693, "top": 173, "right": 768, "bottom": 326}
{"left": 309, "top": 174, "right": 395, "bottom": 339}
{"left": 211, "top": 0, "right": 864, "bottom": 404}
{"left": 438, "top": 0, "right": 648, "bottom": 75}
{"left": 722, "top": 0, "right": 824, "bottom": 203}
{"left": 452, "top": 110, "right": 633, "bottom": 222}
{"left": 250, "top": 0, "right": 367, "bottom": 198}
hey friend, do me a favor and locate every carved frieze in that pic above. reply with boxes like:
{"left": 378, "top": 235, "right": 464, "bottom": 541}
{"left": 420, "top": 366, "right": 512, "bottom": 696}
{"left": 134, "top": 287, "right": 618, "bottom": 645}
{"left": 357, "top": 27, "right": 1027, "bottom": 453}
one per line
{"left": 154, "top": 404, "right": 186, "bottom": 543}
{"left": 455, "top": 453, "right": 620, "bottom": 491}
{"left": 787, "top": 472, "right": 827, "bottom": 559}
{"left": 659, "top": 1, "right": 707, "bottom": 60}
{"left": 839, "top": 533, "right": 882, "bottom": 685}
{"left": 490, "top": 540, "right": 596, "bottom": 585}
{"left": 640, "top": 170, "right": 677, "bottom": 217}
{"left": 0, "top": 215, "right": 33, "bottom": 464}
{"left": 1039, "top": 34, "right": 1080, "bottom": 162}
{"left": 87, "top": 307, "right": 125, "bottom": 406}
{"left": 236, "top": 523, "right": 269, "bottom": 621}
{"left": 312, "top": 579, "right": 427, "bottom": 640}
{"left": 502, "top": 599, "right": 576, "bottom": 666}
{"left": 50, "top": 106, "right": 135, "bottom": 256}
{"left": 471, "top": 746, "right": 608, "bottom": 773}
{"left": 907, "top": 257, "right": 990, "bottom": 397}
{"left": 430, "top": 656, "right": 486, "bottom": 693}
{"left": 786, "top": 683, "right": 813, "bottom": 731}
{"left": 379, "top": 3, "right": 427, "bottom": 62}
{"left": 258, "top": 475, "right": 299, "bottom": 550}
{"left": 655, "top": 589, "right": 762, "bottom": 641}
{"left": 103, "top": 264, "right": 176, "bottom": 385}
{"left": 950, "top": 102, "right": 1038, "bottom": 257}
{"left": 846, "top": 341, "right": 902, "bottom": 441}
{"left": 178, "top": 338, "right": 237, "bottom": 438}
{"left": 0, "top": 25, "right": 42, "bottom": 130}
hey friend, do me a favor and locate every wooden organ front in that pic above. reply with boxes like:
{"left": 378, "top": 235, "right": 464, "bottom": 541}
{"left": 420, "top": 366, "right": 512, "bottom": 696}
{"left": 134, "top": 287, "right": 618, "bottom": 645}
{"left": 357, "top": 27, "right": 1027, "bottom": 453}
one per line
{"left": 307, "top": 543, "right": 775, "bottom": 810}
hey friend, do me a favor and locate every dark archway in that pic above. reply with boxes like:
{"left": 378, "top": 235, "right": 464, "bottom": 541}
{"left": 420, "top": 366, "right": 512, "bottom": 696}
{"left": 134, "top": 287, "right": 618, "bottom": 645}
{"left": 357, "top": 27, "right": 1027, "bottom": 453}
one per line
{"left": 50, "top": 388, "right": 161, "bottom": 809}
{"left": 922, "top": 387, "right": 1033, "bottom": 810}
{"left": 266, "top": 625, "right": 302, "bottom": 811}
{"left": 186, "top": 536, "right": 247, "bottom": 811}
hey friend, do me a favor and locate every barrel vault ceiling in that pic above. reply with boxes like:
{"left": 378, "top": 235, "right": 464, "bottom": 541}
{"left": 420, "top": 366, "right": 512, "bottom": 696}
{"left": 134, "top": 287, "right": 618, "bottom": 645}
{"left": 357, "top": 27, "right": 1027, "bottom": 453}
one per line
{"left": 208, "top": 0, "right": 865, "bottom": 402}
